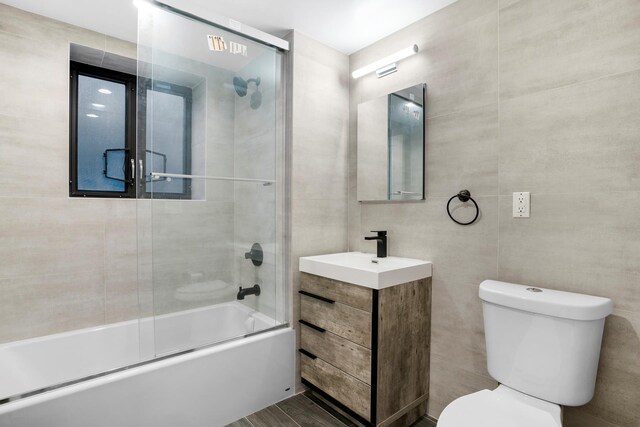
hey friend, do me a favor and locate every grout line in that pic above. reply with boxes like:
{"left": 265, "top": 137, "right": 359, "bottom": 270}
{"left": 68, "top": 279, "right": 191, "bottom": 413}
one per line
{"left": 0, "top": 190, "right": 590, "bottom": 201}
{"left": 500, "top": 65, "right": 640, "bottom": 104}
{"left": 346, "top": 49, "right": 353, "bottom": 254}
{"left": 496, "top": 0, "right": 501, "bottom": 283}
{"left": 299, "top": 393, "right": 349, "bottom": 426}
{"left": 272, "top": 403, "right": 303, "bottom": 427}
{"left": 243, "top": 417, "right": 255, "bottom": 427}
{"left": 102, "top": 220, "right": 107, "bottom": 324}
{"left": 2, "top": 187, "right": 639, "bottom": 202}
{"left": 0, "top": 268, "right": 114, "bottom": 282}
{"left": 425, "top": 101, "right": 498, "bottom": 121}
{"left": 99, "top": 48, "right": 106, "bottom": 68}
{"left": 101, "top": 35, "right": 107, "bottom": 62}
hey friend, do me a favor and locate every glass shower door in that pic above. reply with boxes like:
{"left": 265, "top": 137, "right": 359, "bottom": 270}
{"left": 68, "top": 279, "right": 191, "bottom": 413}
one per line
{"left": 136, "top": 2, "right": 286, "bottom": 357}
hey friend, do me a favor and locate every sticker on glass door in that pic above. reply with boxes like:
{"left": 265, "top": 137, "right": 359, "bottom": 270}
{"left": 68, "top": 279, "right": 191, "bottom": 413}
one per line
{"left": 207, "top": 35, "right": 226, "bottom": 51}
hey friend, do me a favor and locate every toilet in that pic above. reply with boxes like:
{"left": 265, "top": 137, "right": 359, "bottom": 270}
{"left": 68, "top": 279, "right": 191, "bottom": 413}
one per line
{"left": 438, "top": 280, "right": 613, "bottom": 426}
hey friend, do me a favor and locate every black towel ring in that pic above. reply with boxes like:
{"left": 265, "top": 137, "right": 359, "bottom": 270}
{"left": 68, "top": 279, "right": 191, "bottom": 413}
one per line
{"left": 447, "top": 189, "right": 479, "bottom": 225}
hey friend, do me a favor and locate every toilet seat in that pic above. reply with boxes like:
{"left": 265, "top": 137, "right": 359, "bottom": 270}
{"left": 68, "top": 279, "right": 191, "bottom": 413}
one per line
{"left": 438, "top": 385, "right": 562, "bottom": 427}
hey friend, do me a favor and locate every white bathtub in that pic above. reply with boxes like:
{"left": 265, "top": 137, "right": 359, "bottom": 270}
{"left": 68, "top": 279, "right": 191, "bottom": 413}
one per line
{"left": 0, "top": 302, "right": 294, "bottom": 427}
{"left": 151, "top": 301, "right": 279, "bottom": 355}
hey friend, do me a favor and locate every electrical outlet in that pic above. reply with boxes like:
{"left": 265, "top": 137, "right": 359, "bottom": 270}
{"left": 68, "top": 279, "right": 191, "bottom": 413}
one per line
{"left": 513, "top": 192, "right": 530, "bottom": 218}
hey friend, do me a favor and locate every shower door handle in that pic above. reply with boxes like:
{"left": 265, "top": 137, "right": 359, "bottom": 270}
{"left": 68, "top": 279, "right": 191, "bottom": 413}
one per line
{"left": 139, "top": 159, "right": 144, "bottom": 180}
{"left": 130, "top": 159, "right": 135, "bottom": 181}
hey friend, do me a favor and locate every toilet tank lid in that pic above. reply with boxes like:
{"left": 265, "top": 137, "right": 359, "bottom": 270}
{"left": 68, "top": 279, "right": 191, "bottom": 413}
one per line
{"left": 479, "top": 280, "right": 613, "bottom": 321}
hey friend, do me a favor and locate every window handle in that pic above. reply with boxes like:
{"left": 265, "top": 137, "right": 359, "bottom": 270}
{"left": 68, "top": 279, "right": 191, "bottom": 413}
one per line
{"left": 139, "top": 159, "right": 144, "bottom": 180}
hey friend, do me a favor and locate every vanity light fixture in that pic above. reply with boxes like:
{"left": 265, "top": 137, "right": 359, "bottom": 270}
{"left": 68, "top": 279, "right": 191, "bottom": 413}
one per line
{"left": 352, "top": 44, "right": 419, "bottom": 79}
{"left": 98, "top": 88, "right": 112, "bottom": 95}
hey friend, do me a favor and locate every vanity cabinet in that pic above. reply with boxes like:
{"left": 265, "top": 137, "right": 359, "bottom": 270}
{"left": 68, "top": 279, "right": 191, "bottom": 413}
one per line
{"left": 299, "top": 272, "right": 432, "bottom": 427}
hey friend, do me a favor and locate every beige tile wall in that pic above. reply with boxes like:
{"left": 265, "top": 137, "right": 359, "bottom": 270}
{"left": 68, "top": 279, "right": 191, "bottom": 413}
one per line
{"left": 286, "top": 31, "right": 350, "bottom": 390}
{"left": 0, "top": 4, "right": 141, "bottom": 343}
{"left": 348, "top": 0, "right": 640, "bottom": 425}
{"left": 0, "top": 3, "right": 284, "bottom": 345}
{"left": 141, "top": 63, "right": 238, "bottom": 317}
{"left": 233, "top": 49, "right": 282, "bottom": 320}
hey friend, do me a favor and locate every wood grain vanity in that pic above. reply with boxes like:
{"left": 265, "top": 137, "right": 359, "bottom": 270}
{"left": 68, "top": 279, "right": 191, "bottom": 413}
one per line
{"left": 298, "top": 271, "right": 432, "bottom": 427}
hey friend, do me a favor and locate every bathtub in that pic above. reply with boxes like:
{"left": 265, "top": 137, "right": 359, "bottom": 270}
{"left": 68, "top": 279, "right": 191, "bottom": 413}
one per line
{"left": 0, "top": 302, "right": 294, "bottom": 427}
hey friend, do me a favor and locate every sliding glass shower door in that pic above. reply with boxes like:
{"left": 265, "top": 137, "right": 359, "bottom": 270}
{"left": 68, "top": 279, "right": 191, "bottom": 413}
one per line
{"left": 136, "top": 2, "right": 287, "bottom": 357}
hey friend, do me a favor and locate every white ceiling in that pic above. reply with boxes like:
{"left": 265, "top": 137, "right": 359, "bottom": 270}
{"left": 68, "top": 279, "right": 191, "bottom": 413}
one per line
{"left": 3, "top": 0, "right": 457, "bottom": 54}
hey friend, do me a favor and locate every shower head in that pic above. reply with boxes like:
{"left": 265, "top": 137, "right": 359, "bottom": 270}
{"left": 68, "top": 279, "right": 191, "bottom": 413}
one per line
{"left": 233, "top": 76, "right": 247, "bottom": 97}
{"left": 250, "top": 89, "right": 262, "bottom": 109}
{"left": 232, "top": 76, "right": 261, "bottom": 98}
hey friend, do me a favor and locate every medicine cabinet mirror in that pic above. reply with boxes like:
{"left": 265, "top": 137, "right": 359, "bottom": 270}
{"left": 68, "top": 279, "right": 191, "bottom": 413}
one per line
{"left": 357, "top": 83, "right": 425, "bottom": 202}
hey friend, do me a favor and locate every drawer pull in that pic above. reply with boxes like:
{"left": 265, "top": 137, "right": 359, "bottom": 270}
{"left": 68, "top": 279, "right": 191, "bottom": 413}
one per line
{"left": 299, "top": 290, "right": 335, "bottom": 304}
{"left": 298, "top": 348, "right": 317, "bottom": 359}
{"left": 299, "top": 319, "right": 326, "bottom": 333}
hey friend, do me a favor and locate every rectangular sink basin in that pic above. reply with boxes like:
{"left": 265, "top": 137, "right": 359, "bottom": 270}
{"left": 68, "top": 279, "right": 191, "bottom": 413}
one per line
{"left": 299, "top": 252, "right": 432, "bottom": 290}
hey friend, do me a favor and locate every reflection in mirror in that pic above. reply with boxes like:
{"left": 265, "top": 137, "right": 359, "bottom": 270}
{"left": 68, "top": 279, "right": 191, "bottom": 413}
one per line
{"left": 357, "top": 83, "right": 425, "bottom": 202}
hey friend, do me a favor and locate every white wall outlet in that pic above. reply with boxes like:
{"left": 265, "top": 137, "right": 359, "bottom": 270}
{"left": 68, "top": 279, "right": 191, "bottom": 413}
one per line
{"left": 513, "top": 192, "right": 530, "bottom": 218}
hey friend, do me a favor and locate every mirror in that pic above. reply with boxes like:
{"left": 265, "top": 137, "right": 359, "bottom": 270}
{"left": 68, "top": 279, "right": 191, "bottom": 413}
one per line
{"left": 357, "top": 83, "right": 425, "bottom": 202}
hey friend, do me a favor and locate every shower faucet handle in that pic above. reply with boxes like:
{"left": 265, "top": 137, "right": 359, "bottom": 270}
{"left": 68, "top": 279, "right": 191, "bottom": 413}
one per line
{"left": 244, "top": 243, "right": 263, "bottom": 266}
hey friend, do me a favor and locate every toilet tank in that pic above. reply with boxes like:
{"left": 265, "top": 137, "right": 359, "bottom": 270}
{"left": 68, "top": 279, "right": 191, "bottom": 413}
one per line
{"left": 479, "top": 280, "right": 613, "bottom": 406}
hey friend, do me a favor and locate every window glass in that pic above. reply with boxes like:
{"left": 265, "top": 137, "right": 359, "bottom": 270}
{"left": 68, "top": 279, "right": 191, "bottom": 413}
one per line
{"left": 145, "top": 88, "right": 189, "bottom": 196}
{"left": 76, "top": 75, "right": 127, "bottom": 192}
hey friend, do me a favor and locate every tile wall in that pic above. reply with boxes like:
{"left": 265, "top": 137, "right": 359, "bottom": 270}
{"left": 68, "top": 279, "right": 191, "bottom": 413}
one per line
{"left": 286, "top": 31, "right": 350, "bottom": 390}
{"left": 348, "top": 0, "right": 640, "bottom": 425}
{"left": 0, "top": 4, "right": 140, "bottom": 342}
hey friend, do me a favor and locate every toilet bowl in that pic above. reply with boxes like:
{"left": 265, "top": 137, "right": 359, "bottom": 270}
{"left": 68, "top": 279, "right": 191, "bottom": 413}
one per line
{"left": 438, "top": 385, "right": 561, "bottom": 427}
{"left": 437, "top": 280, "right": 612, "bottom": 427}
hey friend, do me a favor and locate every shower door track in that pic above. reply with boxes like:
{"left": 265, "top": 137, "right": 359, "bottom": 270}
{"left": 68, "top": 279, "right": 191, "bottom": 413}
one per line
{"left": 147, "top": 0, "right": 289, "bottom": 52}
{"left": 0, "top": 323, "right": 289, "bottom": 406}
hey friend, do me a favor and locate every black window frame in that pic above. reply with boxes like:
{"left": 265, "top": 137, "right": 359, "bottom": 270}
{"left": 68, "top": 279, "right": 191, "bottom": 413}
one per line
{"left": 137, "top": 78, "right": 193, "bottom": 200}
{"left": 69, "top": 61, "right": 137, "bottom": 198}
{"left": 69, "top": 61, "right": 193, "bottom": 200}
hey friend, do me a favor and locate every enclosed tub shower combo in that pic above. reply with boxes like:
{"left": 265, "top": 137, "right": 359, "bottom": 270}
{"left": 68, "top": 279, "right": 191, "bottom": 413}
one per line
{"left": 0, "top": 2, "right": 293, "bottom": 426}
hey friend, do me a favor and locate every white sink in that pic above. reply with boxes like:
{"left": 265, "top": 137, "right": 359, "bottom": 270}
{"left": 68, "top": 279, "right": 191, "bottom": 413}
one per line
{"left": 299, "top": 252, "right": 432, "bottom": 290}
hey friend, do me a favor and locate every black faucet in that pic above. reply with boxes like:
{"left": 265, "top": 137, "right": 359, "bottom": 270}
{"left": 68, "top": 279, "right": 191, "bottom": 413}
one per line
{"left": 237, "top": 284, "right": 261, "bottom": 300}
{"left": 364, "top": 230, "right": 387, "bottom": 258}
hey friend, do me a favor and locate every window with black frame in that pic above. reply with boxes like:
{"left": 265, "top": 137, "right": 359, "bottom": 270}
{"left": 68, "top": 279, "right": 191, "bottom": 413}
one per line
{"left": 69, "top": 61, "right": 192, "bottom": 199}
{"left": 138, "top": 79, "right": 192, "bottom": 199}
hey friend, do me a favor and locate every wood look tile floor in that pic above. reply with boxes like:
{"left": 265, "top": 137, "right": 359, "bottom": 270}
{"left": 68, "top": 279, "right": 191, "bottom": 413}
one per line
{"left": 226, "top": 392, "right": 437, "bottom": 427}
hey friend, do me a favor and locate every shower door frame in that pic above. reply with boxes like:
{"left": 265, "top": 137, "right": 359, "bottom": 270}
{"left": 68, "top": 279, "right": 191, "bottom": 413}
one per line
{"left": 0, "top": 1, "right": 291, "bottom": 407}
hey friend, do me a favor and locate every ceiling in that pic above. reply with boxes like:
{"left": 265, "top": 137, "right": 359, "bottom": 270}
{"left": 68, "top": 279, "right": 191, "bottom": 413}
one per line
{"left": 3, "top": 0, "right": 457, "bottom": 54}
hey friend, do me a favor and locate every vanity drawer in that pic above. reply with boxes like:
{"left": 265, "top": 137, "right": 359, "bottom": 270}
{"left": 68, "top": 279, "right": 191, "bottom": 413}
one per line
{"left": 300, "top": 321, "right": 371, "bottom": 384}
{"left": 300, "top": 294, "right": 371, "bottom": 348}
{"left": 301, "top": 273, "right": 372, "bottom": 312}
{"left": 301, "top": 354, "right": 371, "bottom": 421}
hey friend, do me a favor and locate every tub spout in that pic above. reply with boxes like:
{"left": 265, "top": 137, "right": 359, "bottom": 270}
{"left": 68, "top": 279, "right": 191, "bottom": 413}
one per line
{"left": 237, "top": 284, "right": 261, "bottom": 300}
